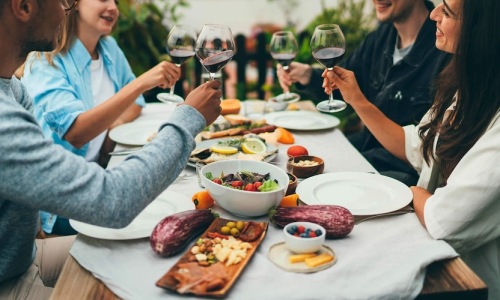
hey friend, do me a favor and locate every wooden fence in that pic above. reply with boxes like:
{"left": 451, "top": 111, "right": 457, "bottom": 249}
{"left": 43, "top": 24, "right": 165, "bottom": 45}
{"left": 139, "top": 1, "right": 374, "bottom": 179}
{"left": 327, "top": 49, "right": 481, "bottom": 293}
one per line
{"left": 190, "top": 31, "right": 310, "bottom": 100}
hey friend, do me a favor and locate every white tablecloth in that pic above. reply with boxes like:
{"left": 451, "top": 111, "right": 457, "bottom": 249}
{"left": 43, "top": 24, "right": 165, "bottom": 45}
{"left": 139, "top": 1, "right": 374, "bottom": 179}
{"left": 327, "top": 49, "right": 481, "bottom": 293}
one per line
{"left": 69, "top": 103, "right": 458, "bottom": 299}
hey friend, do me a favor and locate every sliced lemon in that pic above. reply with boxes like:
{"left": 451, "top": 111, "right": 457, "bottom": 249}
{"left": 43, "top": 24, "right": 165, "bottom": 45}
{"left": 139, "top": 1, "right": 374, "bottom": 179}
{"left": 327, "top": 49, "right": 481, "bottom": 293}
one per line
{"left": 210, "top": 144, "right": 239, "bottom": 155}
{"left": 241, "top": 138, "right": 267, "bottom": 154}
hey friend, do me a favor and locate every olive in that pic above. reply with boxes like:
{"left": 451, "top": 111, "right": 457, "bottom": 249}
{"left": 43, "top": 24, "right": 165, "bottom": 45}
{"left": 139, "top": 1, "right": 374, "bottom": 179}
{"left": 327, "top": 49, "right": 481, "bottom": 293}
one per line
{"left": 236, "top": 221, "right": 245, "bottom": 230}
{"left": 230, "top": 228, "right": 240, "bottom": 237}
{"left": 220, "top": 226, "right": 230, "bottom": 234}
{"left": 226, "top": 221, "right": 236, "bottom": 228}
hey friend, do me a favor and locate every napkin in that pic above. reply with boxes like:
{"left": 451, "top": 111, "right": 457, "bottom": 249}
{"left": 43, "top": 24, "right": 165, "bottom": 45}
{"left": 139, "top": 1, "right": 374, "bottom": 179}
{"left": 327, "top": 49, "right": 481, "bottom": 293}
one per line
{"left": 70, "top": 213, "right": 457, "bottom": 300}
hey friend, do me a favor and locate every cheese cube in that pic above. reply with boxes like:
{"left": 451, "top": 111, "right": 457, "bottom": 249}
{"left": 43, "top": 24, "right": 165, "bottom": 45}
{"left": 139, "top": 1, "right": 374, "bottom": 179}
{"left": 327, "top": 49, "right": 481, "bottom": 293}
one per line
{"left": 288, "top": 253, "right": 317, "bottom": 264}
{"left": 304, "top": 253, "right": 334, "bottom": 267}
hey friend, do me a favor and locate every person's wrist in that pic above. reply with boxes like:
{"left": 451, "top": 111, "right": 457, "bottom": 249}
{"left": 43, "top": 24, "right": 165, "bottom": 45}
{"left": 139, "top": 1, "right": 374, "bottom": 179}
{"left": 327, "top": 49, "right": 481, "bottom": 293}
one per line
{"left": 299, "top": 66, "right": 313, "bottom": 86}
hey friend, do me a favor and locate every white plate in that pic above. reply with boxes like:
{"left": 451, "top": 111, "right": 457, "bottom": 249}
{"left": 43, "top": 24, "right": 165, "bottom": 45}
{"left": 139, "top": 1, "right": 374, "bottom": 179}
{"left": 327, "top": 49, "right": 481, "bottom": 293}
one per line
{"left": 264, "top": 111, "right": 340, "bottom": 131}
{"left": 187, "top": 138, "right": 278, "bottom": 167}
{"left": 109, "top": 119, "right": 165, "bottom": 146}
{"left": 267, "top": 242, "right": 337, "bottom": 273}
{"left": 70, "top": 190, "right": 194, "bottom": 240}
{"left": 296, "top": 172, "right": 413, "bottom": 216}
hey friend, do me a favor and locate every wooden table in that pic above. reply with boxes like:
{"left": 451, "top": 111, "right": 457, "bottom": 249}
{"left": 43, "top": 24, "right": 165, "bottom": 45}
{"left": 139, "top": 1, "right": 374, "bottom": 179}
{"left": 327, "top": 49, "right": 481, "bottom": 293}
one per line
{"left": 50, "top": 101, "right": 488, "bottom": 299}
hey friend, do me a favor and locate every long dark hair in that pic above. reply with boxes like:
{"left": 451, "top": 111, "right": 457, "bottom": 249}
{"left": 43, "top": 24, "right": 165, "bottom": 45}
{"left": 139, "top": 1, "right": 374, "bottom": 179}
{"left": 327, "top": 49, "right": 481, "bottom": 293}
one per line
{"left": 420, "top": 0, "right": 500, "bottom": 181}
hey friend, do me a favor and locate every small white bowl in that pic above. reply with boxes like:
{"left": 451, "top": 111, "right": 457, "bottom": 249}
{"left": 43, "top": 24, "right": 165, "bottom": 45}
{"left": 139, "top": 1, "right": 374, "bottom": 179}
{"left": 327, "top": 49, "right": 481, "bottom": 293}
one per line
{"left": 283, "top": 222, "right": 326, "bottom": 254}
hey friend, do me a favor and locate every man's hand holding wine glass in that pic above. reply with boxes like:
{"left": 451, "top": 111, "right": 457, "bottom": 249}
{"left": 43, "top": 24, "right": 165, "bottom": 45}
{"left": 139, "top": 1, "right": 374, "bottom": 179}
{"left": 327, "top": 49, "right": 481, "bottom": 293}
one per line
{"left": 185, "top": 80, "right": 223, "bottom": 125}
{"left": 269, "top": 31, "right": 300, "bottom": 103}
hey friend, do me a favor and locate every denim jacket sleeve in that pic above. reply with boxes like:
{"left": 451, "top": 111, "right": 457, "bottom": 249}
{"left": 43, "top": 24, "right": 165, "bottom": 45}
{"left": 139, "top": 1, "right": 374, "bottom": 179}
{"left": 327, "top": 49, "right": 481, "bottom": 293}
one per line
{"left": 22, "top": 54, "right": 86, "bottom": 139}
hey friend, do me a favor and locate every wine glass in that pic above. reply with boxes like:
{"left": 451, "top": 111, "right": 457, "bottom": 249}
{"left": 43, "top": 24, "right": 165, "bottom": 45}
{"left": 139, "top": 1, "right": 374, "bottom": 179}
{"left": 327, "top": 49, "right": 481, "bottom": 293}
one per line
{"left": 310, "top": 24, "right": 347, "bottom": 113}
{"left": 269, "top": 31, "right": 300, "bottom": 103}
{"left": 195, "top": 24, "right": 235, "bottom": 83}
{"left": 195, "top": 24, "right": 235, "bottom": 123}
{"left": 157, "top": 25, "right": 197, "bottom": 104}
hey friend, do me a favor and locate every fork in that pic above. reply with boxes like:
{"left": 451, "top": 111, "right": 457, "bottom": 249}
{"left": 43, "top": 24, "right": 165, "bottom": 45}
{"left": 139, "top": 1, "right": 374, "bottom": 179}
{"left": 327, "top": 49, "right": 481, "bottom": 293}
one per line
{"left": 355, "top": 207, "right": 415, "bottom": 224}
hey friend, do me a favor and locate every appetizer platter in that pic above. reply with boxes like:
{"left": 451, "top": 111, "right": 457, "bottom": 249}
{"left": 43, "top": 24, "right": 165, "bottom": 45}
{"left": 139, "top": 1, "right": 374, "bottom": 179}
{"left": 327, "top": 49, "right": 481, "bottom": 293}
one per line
{"left": 156, "top": 218, "right": 268, "bottom": 297}
{"left": 189, "top": 136, "right": 278, "bottom": 165}
{"left": 199, "top": 114, "right": 277, "bottom": 140}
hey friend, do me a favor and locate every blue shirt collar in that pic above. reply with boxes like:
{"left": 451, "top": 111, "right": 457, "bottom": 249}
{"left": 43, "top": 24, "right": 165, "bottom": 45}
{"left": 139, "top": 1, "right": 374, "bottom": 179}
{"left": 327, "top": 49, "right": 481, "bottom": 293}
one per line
{"left": 69, "top": 38, "right": 115, "bottom": 75}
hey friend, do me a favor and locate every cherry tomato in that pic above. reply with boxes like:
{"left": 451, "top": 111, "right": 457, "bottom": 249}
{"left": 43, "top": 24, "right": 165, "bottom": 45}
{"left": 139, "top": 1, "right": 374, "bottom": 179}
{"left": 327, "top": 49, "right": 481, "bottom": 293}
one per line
{"left": 231, "top": 181, "right": 243, "bottom": 188}
{"left": 244, "top": 183, "right": 256, "bottom": 191}
{"left": 254, "top": 182, "right": 263, "bottom": 190}
{"left": 212, "top": 178, "right": 222, "bottom": 184}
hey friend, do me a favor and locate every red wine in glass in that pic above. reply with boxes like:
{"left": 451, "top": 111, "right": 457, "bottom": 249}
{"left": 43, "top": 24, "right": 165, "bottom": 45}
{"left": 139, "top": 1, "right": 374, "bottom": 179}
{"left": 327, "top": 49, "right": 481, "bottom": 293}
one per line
{"left": 195, "top": 24, "right": 236, "bottom": 124}
{"left": 168, "top": 49, "right": 196, "bottom": 65}
{"left": 271, "top": 53, "right": 296, "bottom": 70}
{"left": 312, "top": 47, "right": 345, "bottom": 69}
{"left": 269, "top": 31, "right": 300, "bottom": 103}
{"left": 310, "top": 24, "right": 347, "bottom": 113}
{"left": 157, "top": 25, "right": 197, "bottom": 104}
{"left": 198, "top": 50, "right": 235, "bottom": 73}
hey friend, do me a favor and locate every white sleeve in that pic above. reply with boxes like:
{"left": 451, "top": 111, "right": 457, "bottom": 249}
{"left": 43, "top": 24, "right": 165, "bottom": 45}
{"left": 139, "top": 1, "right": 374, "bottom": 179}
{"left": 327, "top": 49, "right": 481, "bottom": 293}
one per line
{"left": 424, "top": 118, "right": 500, "bottom": 253}
{"left": 403, "top": 124, "right": 424, "bottom": 174}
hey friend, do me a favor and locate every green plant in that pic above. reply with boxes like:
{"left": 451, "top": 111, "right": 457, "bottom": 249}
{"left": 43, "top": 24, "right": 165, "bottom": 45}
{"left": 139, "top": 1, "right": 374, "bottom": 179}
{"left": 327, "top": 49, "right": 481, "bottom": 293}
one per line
{"left": 113, "top": 0, "right": 189, "bottom": 101}
{"left": 297, "top": 0, "right": 376, "bottom": 64}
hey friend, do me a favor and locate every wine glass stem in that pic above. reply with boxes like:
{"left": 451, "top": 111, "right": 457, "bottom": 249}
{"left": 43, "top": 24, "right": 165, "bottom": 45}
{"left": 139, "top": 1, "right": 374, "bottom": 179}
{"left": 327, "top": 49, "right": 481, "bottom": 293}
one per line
{"left": 169, "top": 82, "right": 176, "bottom": 95}
{"left": 283, "top": 66, "right": 290, "bottom": 95}
{"left": 170, "top": 64, "right": 181, "bottom": 95}
{"left": 328, "top": 91, "right": 335, "bottom": 104}
{"left": 209, "top": 73, "right": 223, "bottom": 101}
{"left": 327, "top": 68, "right": 334, "bottom": 105}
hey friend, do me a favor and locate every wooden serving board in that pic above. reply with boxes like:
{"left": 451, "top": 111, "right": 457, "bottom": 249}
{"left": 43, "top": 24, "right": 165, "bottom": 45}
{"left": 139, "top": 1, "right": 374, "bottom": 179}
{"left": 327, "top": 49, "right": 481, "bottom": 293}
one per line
{"left": 156, "top": 218, "right": 268, "bottom": 297}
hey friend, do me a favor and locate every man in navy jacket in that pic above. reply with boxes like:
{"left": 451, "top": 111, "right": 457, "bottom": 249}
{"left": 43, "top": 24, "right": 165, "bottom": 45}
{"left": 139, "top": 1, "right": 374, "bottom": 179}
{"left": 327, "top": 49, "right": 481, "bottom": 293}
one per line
{"left": 278, "top": 0, "right": 449, "bottom": 185}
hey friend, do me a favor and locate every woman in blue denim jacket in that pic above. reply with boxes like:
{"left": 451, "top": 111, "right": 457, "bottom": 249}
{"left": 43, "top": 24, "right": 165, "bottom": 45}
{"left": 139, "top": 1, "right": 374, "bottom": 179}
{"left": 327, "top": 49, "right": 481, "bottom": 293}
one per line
{"left": 21, "top": 0, "right": 181, "bottom": 235}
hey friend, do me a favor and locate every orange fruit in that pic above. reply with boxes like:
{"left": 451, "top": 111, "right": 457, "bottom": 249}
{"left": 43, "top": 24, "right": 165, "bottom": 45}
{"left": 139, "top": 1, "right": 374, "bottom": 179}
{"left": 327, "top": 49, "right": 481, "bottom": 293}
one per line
{"left": 220, "top": 99, "right": 241, "bottom": 115}
{"left": 279, "top": 194, "right": 300, "bottom": 207}
{"left": 287, "top": 145, "right": 309, "bottom": 157}
{"left": 276, "top": 127, "right": 295, "bottom": 144}
{"left": 192, "top": 190, "right": 215, "bottom": 210}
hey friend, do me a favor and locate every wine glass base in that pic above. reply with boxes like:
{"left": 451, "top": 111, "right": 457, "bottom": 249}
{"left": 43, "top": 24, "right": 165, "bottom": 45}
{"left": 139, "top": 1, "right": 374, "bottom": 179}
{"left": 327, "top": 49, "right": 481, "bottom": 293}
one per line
{"left": 157, "top": 93, "right": 184, "bottom": 104}
{"left": 272, "top": 92, "right": 301, "bottom": 103}
{"left": 316, "top": 100, "right": 347, "bottom": 113}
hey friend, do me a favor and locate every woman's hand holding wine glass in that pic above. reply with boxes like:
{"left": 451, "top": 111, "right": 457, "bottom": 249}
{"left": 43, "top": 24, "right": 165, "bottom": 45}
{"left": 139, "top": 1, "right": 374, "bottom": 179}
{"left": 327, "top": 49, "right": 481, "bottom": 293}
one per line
{"left": 310, "top": 24, "right": 347, "bottom": 113}
{"left": 157, "top": 25, "right": 197, "bottom": 104}
{"left": 269, "top": 31, "right": 300, "bottom": 103}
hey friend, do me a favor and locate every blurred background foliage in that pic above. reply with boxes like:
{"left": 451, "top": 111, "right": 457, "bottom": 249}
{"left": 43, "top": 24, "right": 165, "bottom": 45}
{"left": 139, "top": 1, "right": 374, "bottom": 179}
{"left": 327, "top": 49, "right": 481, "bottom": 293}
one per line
{"left": 112, "top": 0, "right": 189, "bottom": 101}
{"left": 112, "top": 0, "right": 375, "bottom": 128}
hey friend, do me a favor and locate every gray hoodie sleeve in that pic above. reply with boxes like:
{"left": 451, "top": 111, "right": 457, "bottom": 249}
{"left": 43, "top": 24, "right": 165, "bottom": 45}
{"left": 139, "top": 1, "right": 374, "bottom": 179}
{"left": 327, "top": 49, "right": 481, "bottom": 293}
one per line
{"left": 0, "top": 77, "right": 206, "bottom": 228}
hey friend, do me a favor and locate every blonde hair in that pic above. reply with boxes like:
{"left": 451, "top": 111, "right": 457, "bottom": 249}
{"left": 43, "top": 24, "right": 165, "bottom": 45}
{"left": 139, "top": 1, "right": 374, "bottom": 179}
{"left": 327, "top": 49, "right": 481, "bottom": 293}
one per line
{"left": 44, "top": 4, "right": 79, "bottom": 64}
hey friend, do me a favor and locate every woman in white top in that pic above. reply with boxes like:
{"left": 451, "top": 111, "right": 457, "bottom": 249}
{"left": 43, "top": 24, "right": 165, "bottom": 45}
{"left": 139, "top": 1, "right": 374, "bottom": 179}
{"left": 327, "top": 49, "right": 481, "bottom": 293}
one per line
{"left": 325, "top": 0, "right": 500, "bottom": 298}
{"left": 21, "top": 0, "right": 181, "bottom": 235}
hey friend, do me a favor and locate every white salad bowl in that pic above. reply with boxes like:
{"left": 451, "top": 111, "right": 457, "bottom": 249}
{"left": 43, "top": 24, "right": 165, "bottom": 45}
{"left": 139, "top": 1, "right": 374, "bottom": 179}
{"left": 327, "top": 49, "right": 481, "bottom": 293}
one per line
{"left": 200, "top": 160, "right": 288, "bottom": 217}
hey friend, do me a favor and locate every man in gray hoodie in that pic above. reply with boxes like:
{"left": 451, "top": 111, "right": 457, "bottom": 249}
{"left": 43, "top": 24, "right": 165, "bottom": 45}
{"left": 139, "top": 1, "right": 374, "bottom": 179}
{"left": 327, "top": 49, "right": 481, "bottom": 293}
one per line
{"left": 0, "top": 0, "right": 222, "bottom": 298}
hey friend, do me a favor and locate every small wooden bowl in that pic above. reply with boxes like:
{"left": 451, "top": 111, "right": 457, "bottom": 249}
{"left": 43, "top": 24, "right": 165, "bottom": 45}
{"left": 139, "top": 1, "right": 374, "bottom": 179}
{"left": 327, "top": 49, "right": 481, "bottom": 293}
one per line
{"left": 288, "top": 155, "right": 325, "bottom": 178}
{"left": 286, "top": 173, "right": 298, "bottom": 196}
